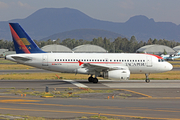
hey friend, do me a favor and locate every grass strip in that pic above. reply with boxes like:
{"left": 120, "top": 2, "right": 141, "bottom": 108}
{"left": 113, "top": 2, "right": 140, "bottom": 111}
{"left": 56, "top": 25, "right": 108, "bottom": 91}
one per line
{"left": 0, "top": 71, "right": 180, "bottom": 80}
{"left": 0, "top": 64, "right": 34, "bottom": 70}
{"left": 4, "top": 88, "right": 117, "bottom": 98}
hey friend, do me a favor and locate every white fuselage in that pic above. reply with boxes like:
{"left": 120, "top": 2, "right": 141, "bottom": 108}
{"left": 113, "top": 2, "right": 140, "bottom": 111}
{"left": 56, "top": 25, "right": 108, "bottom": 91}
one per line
{"left": 6, "top": 53, "right": 173, "bottom": 75}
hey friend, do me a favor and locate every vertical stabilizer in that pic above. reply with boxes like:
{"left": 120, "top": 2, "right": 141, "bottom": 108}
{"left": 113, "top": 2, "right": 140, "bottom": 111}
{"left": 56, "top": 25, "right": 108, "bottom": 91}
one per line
{"left": 9, "top": 23, "right": 46, "bottom": 54}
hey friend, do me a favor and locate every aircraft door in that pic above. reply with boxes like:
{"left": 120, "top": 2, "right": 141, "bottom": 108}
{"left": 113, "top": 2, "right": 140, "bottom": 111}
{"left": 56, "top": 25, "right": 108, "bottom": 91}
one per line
{"left": 146, "top": 56, "right": 152, "bottom": 67}
{"left": 42, "top": 55, "right": 48, "bottom": 66}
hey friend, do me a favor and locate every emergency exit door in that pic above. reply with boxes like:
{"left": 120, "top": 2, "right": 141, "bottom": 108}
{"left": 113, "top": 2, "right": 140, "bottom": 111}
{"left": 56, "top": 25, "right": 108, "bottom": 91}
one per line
{"left": 146, "top": 56, "right": 152, "bottom": 67}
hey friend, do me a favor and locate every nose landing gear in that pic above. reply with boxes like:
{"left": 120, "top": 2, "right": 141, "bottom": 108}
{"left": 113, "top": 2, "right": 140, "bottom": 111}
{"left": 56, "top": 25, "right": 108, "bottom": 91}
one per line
{"left": 145, "top": 73, "right": 150, "bottom": 83}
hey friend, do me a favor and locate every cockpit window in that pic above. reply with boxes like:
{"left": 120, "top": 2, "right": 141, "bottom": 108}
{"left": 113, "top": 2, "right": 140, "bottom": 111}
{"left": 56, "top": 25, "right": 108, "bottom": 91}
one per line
{"left": 158, "top": 59, "right": 164, "bottom": 62}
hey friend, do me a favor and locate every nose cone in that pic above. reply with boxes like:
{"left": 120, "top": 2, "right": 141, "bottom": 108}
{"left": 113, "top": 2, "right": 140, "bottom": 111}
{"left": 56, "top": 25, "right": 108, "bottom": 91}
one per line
{"left": 167, "top": 62, "right": 173, "bottom": 71}
{"left": 156, "top": 62, "right": 173, "bottom": 73}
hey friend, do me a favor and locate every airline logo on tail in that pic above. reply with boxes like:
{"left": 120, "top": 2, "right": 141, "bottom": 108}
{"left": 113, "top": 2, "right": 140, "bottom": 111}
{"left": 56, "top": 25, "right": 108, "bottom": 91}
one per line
{"left": 9, "top": 24, "right": 31, "bottom": 53}
{"left": 9, "top": 23, "right": 46, "bottom": 54}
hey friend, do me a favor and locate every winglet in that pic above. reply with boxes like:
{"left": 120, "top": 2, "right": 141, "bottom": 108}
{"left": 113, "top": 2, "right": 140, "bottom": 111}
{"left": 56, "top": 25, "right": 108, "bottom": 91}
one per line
{"left": 78, "top": 60, "right": 84, "bottom": 66}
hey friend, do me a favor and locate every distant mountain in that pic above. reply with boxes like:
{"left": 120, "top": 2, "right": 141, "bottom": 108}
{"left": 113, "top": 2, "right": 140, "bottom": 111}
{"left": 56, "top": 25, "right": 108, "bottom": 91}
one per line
{"left": 40, "top": 29, "right": 125, "bottom": 41}
{"left": 0, "top": 8, "right": 180, "bottom": 41}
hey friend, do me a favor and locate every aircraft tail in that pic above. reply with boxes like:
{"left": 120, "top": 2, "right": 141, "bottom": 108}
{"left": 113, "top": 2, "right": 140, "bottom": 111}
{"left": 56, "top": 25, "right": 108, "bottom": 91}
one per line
{"left": 9, "top": 23, "right": 46, "bottom": 54}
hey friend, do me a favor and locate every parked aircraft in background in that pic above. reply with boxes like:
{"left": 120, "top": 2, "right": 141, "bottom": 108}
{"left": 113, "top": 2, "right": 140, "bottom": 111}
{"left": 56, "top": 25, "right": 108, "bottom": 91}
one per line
{"left": 161, "top": 53, "right": 180, "bottom": 61}
{"left": 6, "top": 23, "right": 173, "bottom": 83}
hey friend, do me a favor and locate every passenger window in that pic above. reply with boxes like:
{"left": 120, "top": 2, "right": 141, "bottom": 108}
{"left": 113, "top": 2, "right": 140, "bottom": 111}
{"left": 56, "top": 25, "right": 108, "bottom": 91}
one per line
{"left": 127, "top": 60, "right": 129, "bottom": 62}
{"left": 55, "top": 59, "right": 56, "bottom": 61}
{"left": 57, "top": 59, "right": 59, "bottom": 61}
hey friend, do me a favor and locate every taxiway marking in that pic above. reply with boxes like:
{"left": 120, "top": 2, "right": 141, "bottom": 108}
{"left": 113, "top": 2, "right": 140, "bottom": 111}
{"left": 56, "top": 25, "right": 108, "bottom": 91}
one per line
{"left": 0, "top": 107, "right": 179, "bottom": 120}
{"left": 63, "top": 80, "right": 88, "bottom": 88}
{"left": 0, "top": 99, "right": 41, "bottom": 103}
{"left": 4, "top": 101, "right": 180, "bottom": 113}
{"left": 120, "top": 89, "right": 152, "bottom": 98}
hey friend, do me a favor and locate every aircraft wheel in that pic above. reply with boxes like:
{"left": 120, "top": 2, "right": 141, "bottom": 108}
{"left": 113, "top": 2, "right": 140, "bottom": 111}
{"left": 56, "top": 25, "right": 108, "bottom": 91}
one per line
{"left": 93, "top": 78, "right": 98, "bottom": 83}
{"left": 145, "top": 79, "right": 150, "bottom": 83}
{"left": 145, "top": 74, "right": 150, "bottom": 83}
{"left": 88, "top": 76, "right": 93, "bottom": 82}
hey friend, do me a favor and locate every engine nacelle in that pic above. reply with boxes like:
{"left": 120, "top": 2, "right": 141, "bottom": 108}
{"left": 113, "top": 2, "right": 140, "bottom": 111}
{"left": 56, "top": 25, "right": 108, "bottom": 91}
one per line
{"left": 103, "top": 69, "right": 130, "bottom": 80}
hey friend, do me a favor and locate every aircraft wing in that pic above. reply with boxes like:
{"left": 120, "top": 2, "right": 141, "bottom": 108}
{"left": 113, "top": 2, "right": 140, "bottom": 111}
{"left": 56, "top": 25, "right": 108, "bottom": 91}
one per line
{"left": 82, "top": 62, "right": 128, "bottom": 72}
{"left": 82, "top": 63, "right": 109, "bottom": 72}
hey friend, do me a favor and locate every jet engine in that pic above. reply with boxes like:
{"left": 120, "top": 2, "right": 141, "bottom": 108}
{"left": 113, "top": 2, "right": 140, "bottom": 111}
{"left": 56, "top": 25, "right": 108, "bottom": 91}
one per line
{"left": 103, "top": 69, "right": 130, "bottom": 80}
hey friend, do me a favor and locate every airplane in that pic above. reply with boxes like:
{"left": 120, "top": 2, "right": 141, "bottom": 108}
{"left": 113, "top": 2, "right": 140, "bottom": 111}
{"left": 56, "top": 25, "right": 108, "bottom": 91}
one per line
{"left": 161, "top": 53, "right": 180, "bottom": 61}
{"left": 5, "top": 23, "right": 173, "bottom": 83}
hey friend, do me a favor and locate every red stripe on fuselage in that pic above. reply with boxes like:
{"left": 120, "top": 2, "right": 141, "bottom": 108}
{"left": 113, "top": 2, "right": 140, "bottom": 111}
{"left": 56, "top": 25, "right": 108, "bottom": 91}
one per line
{"left": 50, "top": 62, "right": 121, "bottom": 64}
{"left": 140, "top": 53, "right": 163, "bottom": 59}
{"left": 9, "top": 24, "right": 30, "bottom": 54}
{"left": 146, "top": 53, "right": 163, "bottom": 59}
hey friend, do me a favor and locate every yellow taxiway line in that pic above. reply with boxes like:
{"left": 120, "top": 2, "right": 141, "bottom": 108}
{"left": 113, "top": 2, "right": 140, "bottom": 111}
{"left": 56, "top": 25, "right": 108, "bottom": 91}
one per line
{"left": 0, "top": 99, "right": 41, "bottom": 103}
{"left": 0, "top": 99, "right": 178, "bottom": 113}
{"left": 0, "top": 107, "right": 180, "bottom": 120}
{"left": 120, "top": 89, "right": 152, "bottom": 97}
{"left": 19, "top": 102, "right": 180, "bottom": 113}
{"left": 0, "top": 98, "right": 180, "bottom": 119}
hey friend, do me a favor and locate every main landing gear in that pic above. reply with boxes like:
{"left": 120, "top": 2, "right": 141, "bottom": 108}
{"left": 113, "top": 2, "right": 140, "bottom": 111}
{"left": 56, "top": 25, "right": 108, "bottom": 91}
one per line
{"left": 145, "top": 73, "right": 150, "bottom": 83}
{"left": 88, "top": 75, "right": 98, "bottom": 83}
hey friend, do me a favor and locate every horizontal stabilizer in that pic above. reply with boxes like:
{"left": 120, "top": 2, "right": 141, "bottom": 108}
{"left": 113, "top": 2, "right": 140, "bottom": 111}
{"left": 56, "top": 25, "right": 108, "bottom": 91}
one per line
{"left": 11, "top": 56, "right": 32, "bottom": 61}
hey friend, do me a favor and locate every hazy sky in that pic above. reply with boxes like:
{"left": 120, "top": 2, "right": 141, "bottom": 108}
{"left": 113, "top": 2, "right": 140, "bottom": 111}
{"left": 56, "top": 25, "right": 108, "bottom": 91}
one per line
{"left": 0, "top": 0, "right": 180, "bottom": 25}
